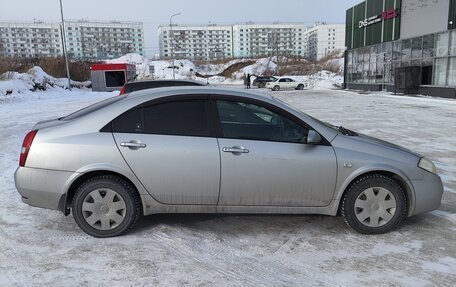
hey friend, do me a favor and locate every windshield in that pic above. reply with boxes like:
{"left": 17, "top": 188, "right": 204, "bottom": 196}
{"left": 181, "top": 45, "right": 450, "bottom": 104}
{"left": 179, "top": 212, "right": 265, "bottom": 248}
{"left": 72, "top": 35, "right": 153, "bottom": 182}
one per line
{"left": 61, "top": 96, "right": 124, "bottom": 121}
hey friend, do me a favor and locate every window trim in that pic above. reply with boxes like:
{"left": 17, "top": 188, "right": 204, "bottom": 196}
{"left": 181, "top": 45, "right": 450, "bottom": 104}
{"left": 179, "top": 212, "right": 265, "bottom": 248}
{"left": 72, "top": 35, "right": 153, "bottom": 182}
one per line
{"left": 101, "top": 93, "right": 330, "bottom": 146}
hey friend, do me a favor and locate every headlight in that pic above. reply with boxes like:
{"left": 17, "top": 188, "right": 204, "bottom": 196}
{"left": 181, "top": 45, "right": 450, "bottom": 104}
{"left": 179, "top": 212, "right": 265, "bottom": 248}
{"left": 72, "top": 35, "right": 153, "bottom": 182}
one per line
{"left": 418, "top": 157, "right": 437, "bottom": 175}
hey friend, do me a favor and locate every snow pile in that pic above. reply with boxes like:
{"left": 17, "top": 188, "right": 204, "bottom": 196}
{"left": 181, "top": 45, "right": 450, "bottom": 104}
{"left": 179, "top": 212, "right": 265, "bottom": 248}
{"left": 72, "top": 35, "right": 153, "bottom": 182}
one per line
{"left": 150, "top": 59, "right": 197, "bottom": 80}
{"left": 104, "top": 53, "right": 152, "bottom": 79}
{"left": 305, "top": 70, "right": 344, "bottom": 89}
{"left": 0, "top": 66, "right": 90, "bottom": 97}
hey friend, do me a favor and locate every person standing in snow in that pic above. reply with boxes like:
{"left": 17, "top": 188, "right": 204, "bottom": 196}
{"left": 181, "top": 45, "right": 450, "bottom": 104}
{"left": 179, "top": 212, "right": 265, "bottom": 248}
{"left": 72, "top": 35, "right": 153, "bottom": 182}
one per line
{"left": 243, "top": 74, "right": 248, "bottom": 89}
{"left": 247, "top": 73, "right": 251, "bottom": 89}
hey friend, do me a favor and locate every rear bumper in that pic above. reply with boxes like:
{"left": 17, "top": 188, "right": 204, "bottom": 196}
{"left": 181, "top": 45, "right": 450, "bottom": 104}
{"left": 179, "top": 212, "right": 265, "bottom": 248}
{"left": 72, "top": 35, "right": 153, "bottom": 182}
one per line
{"left": 409, "top": 172, "right": 444, "bottom": 216}
{"left": 14, "top": 167, "right": 76, "bottom": 211}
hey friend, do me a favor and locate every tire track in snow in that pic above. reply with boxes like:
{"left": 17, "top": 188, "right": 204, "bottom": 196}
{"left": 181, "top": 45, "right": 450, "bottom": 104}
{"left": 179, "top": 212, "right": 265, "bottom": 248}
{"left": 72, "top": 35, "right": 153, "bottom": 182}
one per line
{"left": 0, "top": 227, "right": 30, "bottom": 287}
{"left": 143, "top": 226, "right": 343, "bottom": 287}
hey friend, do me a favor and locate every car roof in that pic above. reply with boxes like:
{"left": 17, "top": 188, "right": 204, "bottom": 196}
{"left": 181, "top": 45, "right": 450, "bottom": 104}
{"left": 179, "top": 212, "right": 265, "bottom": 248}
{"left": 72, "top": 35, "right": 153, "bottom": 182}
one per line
{"left": 123, "top": 79, "right": 208, "bottom": 93}
{"left": 126, "top": 79, "right": 207, "bottom": 86}
{"left": 126, "top": 86, "right": 275, "bottom": 101}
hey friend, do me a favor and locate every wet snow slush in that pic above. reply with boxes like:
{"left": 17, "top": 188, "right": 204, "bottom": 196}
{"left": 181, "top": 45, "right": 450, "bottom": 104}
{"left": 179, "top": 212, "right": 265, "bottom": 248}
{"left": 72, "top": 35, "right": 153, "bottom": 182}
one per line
{"left": 1, "top": 86, "right": 455, "bottom": 286}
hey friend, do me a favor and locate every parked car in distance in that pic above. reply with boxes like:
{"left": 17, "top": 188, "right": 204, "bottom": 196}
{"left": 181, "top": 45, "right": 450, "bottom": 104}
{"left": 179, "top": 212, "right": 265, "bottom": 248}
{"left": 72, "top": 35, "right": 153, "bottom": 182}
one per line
{"left": 119, "top": 79, "right": 207, "bottom": 95}
{"left": 266, "top": 77, "right": 306, "bottom": 91}
{"left": 15, "top": 87, "right": 443, "bottom": 237}
{"left": 252, "top": 76, "right": 278, "bottom": 88}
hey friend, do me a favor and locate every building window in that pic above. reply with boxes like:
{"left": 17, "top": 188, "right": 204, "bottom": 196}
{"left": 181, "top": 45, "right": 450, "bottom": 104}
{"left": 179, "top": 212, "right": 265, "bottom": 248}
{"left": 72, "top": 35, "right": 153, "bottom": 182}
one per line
{"left": 422, "top": 34, "right": 435, "bottom": 58}
{"left": 433, "top": 58, "right": 447, "bottom": 86}
{"left": 401, "top": 39, "right": 411, "bottom": 60}
{"left": 436, "top": 32, "right": 449, "bottom": 57}
{"left": 411, "top": 37, "right": 423, "bottom": 59}
{"left": 448, "top": 57, "right": 456, "bottom": 86}
{"left": 450, "top": 30, "right": 456, "bottom": 56}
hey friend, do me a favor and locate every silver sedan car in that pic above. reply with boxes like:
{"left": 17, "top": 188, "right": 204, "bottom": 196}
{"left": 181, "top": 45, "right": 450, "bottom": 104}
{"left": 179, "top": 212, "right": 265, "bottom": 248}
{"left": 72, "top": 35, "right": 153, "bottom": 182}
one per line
{"left": 15, "top": 87, "right": 443, "bottom": 237}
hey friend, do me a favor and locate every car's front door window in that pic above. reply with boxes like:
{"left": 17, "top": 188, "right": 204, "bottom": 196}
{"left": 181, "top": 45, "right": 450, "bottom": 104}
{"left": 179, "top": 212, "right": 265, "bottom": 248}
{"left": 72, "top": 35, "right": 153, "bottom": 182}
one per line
{"left": 216, "top": 100, "right": 309, "bottom": 143}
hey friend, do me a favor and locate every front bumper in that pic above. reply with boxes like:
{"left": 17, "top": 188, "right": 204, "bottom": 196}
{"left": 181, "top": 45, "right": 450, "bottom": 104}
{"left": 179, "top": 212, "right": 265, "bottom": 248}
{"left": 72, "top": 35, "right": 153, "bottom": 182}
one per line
{"left": 409, "top": 171, "right": 444, "bottom": 216}
{"left": 14, "top": 167, "right": 76, "bottom": 211}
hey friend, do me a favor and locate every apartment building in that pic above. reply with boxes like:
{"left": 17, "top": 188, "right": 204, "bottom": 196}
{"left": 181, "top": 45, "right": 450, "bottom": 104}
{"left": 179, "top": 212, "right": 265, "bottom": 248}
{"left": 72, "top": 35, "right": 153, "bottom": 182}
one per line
{"left": 0, "top": 21, "right": 63, "bottom": 58}
{"left": 303, "top": 23, "right": 346, "bottom": 60}
{"left": 65, "top": 20, "right": 144, "bottom": 59}
{"left": 158, "top": 25, "right": 233, "bottom": 60}
{"left": 158, "top": 22, "right": 345, "bottom": 61}
{"left": 232, "top": 23, "right": 307, "bottom": 58}
{"left": 0, "top": 20, "right": 144, "bottom": 60}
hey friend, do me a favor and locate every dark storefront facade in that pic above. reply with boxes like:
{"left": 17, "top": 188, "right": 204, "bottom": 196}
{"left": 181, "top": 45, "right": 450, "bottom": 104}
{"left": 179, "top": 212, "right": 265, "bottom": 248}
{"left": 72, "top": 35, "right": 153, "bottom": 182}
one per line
{"left": 344, "top": 0, "right": 456, "bottom": 98}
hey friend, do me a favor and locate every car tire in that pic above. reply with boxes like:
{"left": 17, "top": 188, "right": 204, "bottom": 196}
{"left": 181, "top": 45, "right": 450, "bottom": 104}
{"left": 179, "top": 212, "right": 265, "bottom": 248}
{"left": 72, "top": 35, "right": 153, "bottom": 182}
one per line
{"left": 297, "top": 84, "right": 304, "bottom": 90}
{"left": 258, "top": 82, "right": 265, "bottom": 88}
{"left": 341, "top": 174, "right": 407, "bottom": 234}
{"left": 273, "top": 85, "right": 280, "bottom": 91}
{"left": 72, "top": 175, "right": 141, "bottom": 238}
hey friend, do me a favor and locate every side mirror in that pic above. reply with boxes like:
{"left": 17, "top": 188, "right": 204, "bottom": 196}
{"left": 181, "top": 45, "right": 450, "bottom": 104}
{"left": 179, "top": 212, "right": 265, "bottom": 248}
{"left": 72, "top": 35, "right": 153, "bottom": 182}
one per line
{"left": 307, "top": 130, "right": 322, "bottom": 145}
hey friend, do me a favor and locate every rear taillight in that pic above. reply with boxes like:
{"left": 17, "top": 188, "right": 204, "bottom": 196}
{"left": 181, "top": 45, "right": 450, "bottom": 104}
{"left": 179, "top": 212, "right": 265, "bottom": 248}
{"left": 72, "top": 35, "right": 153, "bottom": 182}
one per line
{"left": 19, "top": 130, "right": 38, "bottom": 167}
{"left": 119, "top": 85, "right": 126, "bottom": 95}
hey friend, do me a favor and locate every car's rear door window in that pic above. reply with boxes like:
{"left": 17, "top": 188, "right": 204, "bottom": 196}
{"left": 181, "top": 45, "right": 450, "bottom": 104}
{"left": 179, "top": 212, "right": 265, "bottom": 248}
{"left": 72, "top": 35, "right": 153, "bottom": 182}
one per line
{"left": 143, "top": 100, "right": 210, "bottom": 136}
{"left": 112, "top": 99, "right": 210, "bottom": 137}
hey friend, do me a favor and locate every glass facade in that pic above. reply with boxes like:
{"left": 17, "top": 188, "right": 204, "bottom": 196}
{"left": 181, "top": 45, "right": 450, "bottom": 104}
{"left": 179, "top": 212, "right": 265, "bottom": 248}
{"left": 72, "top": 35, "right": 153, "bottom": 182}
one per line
{"left": 346, "top": 29, "right": 456, "bottom": 87}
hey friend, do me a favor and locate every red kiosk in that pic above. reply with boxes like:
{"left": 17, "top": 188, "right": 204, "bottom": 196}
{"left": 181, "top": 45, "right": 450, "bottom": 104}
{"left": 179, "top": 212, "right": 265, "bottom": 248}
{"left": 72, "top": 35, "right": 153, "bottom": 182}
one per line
{"left": 90, "top": 63, "right": 136, "bottom": 92}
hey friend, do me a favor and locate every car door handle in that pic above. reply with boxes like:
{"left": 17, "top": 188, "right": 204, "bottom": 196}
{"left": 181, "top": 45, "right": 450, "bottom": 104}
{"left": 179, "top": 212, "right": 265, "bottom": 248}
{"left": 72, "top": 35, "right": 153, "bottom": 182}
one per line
{"left": 222, "top": 147, "right": 249, "bottom": 154}
{"left": 120, "top": 141, "right": 146, "bottom": 148}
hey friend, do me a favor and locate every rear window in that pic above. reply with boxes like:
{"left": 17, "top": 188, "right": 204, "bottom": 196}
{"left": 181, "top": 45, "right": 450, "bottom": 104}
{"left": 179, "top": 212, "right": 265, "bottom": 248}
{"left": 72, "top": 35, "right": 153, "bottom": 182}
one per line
{"left": 61, "top": 96, "right": 124, "bottom": 121}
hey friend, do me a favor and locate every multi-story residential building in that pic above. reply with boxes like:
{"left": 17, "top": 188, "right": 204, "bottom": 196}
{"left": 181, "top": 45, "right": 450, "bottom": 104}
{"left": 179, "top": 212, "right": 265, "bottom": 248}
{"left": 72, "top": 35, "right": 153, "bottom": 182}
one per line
{"left": 65, "top": 20, "right": 144, "bottom": 59}
{"left": 158, "top": 24, "right": 233, "bottom": 60}
{"left": 158, "top": 22, "right": 345, "bottom": 61}
{"left": 0, "top": 20, "right": 144, "bottom": 60}
{"left": 0, "top": 21, "right": 63, "bottom": 58}
{"left": 303, "top": 23, "right": 346, "bottom": 60}
{"left": 232, "top": 23, "right": 307, "bottom": 58}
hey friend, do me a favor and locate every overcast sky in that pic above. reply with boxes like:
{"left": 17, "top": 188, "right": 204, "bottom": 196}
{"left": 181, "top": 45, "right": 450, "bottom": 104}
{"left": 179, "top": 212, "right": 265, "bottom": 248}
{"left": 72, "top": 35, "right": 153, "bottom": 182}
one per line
{"left": 2, "top": 0, "right": 361, "bottom": 56}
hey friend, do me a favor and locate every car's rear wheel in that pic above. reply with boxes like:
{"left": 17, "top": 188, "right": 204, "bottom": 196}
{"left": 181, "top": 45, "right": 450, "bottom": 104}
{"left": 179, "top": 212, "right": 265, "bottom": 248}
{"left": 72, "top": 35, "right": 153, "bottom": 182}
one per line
{"left": 272, "top": 85, "right": 280, "bottom": 91}
{"left": 341, "top": 174, "right": 407, "bottom": 234}
{"left": 297, "top": 84, "right": 304, "bottom": 90}
{"left": 72, "top": 175, "right": 141, "bottom": 237}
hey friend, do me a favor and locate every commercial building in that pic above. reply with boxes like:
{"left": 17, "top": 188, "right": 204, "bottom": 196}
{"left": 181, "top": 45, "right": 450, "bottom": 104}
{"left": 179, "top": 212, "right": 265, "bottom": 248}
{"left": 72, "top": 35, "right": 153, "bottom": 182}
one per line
{"left": 0, "top": 20, "right": 144, "bottom": 60}
{"left": 158, "top": 22, "right": 345, "bottom": 61}
{"left": 344, "top": 0, "right": 456, "bottom": 98}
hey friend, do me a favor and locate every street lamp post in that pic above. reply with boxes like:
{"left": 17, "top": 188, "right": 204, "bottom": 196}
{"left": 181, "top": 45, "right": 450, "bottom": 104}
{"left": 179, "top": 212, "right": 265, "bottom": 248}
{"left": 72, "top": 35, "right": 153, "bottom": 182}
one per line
{"left": 169, "top": 13, "right": 181, "bottom": 79}
{"left": 59, "top": 0, "right": 71, "bottom": 91}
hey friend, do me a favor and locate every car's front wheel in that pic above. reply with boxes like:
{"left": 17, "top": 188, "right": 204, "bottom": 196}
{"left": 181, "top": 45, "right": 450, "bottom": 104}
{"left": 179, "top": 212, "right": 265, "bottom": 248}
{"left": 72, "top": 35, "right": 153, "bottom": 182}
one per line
{"left": 341, "top": 174, "right": 407, "bottom": 234}
{"left": 272, "top": 85, "right": 280, "bottom": 91}
{"left": 258, "top": 82, "right": 266, "bottom": 88}
{"left": 72, "top": 175, "right": 141, "bottom": 237}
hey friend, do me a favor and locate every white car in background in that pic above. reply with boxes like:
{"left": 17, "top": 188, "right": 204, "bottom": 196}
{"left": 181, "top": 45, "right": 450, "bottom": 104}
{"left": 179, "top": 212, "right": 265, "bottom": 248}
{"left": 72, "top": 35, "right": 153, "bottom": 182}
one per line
{"left": 266, "top": 77, "right": 306, "bottom": 91}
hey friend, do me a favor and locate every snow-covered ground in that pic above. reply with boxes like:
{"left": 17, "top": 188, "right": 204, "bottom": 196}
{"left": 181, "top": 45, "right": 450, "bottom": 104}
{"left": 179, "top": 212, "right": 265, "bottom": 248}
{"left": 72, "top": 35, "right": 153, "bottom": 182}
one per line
{"left": 0, "top": 86, "right": 455, "bottom": 286}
